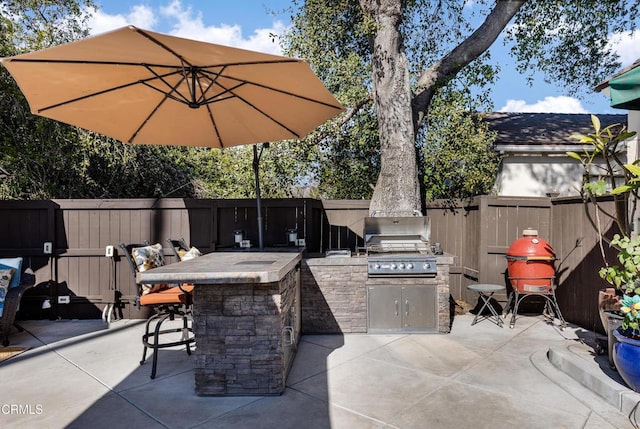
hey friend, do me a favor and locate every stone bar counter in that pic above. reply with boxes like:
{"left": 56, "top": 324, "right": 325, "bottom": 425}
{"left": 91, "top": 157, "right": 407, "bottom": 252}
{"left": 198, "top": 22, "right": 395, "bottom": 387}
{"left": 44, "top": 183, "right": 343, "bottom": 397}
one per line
{"left": 137, "top": 251, "right": 303, "bottom": 396}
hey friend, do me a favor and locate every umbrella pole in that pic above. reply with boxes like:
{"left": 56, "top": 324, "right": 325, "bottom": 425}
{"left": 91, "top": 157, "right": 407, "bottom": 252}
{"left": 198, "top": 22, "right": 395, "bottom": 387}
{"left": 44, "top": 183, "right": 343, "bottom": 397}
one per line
{"left": 253, "top": 144, "right": 265, "bottom": 250}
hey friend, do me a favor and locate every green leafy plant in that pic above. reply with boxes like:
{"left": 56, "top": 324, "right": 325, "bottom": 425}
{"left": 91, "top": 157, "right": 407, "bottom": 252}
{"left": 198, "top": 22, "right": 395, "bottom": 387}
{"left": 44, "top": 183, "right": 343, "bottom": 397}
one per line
{"left": 600, "top": 234, "right": 640, "bottom": 335}
{"left": 567, "top": 115, "right": 637, "bottom": 240}
{"left": 569, "top": 115, "right": 640, "bottom": 338}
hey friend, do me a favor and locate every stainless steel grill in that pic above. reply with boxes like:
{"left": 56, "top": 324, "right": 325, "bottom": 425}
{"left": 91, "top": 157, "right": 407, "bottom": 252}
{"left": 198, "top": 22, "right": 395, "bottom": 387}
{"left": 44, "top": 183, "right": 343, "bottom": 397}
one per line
{"left": 364, "top": 213, "right": 437, "bottom": 277}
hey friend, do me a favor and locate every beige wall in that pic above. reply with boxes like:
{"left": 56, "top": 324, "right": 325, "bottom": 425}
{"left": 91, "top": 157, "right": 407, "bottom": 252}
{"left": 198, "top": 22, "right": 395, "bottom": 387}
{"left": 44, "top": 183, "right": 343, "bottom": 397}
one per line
{"left": 495, "top": 156, "right": 585, "bottom": 197}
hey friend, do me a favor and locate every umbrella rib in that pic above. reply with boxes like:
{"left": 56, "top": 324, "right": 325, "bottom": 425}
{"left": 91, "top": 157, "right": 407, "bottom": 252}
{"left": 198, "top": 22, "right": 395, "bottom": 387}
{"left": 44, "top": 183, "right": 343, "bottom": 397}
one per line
{"left": 192, "top": 67, "right": 225, "bottom": 146}
{"left": 128, "top": 75, "right": 187, "bottom": 143}
{"left": 142, "top": 65, "right": 193, "bottom": 106}
{"left": 199, "top": 68, "right": 343, "bottom": 111}
{"left": 193, "top": 65, "right": 224, "bottom": 107}
{"left": 211, "top": 80, "right": 301, "bottom": 139}
{"left": 134, "top": 27, "right": 195, "bottom": 68}
{"left": 203, "top": 103, "right": 224, "bottom": 148}
{"left": 35, "top": 68, "right": 187, "bottom": 113}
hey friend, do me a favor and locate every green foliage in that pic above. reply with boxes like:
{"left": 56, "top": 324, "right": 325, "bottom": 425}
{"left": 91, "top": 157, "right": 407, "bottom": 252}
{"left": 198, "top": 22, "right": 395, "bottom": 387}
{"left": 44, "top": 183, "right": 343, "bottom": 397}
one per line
{"left": 568, "top": 114, "right": 637, "bottom": 238}
{"left": 1, "top": 0, "right": 96, "bottom": 52}
{"left": 282, "top": 1, "right": 640, "bottom": 204}
{"left": 316, "top": 112, "right": 379, "bottom": 199}
{"left": 284, "top": 0, "right": 371, "bottom": 100}
{"left": 3, "top": 1, "right": 640, "bottom": 202}
{"left": 0, "top": 0, "right": 98, "bottom": 199}
{"left": 282, "top": 0, "right": 378, "bottom": 199}
{"left": 601, "top": 234, "right": 640, "bottom": 290}
{"left": 506, "top": 0, "right": 640, "bottom": 94}
{"left": 422, "top": 91, "right": 499, "bottom": 201}
{"left": 600, "top": 234, "right": 640, "bottom": 333}
{"left": 571, "top": 116, "right": 640, "bottom": 336}
{"left": 613, "top": 164, "right": 640, "bottom": 195}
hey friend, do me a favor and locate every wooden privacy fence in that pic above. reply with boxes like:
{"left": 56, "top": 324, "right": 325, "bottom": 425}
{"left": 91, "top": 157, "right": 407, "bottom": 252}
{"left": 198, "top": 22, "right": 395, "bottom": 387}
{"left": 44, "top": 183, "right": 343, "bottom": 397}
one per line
{"left": 0, "top": 196, "right": 618, "bottom": 333}
{"left": 0, "top": 198, "right": 343, "bottom": 319}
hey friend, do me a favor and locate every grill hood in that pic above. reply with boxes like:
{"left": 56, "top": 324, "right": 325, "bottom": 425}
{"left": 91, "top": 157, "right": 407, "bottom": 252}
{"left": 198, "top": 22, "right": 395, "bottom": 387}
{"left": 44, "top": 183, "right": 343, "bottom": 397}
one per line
{"left": 364, "top": 216, "right": 431, "bottom": 252}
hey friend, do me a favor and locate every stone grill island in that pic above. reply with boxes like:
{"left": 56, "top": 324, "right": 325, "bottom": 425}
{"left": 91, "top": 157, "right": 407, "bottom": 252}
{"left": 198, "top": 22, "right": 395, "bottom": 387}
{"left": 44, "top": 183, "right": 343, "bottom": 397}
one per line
{"left": 137, "top": 251, "right": 302, "bottom": 396}
{"left": 302, "top": 253, "right": 455, "bottom": 334}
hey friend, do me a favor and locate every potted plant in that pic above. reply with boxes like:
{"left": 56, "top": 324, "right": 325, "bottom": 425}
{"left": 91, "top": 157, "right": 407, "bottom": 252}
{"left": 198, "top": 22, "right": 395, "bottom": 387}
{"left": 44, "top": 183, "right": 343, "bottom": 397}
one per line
{"left": 598, "top": 232, "right": 640, "bottom": 386}
{"left": 599, "top": 233, "right": 640, "bottom": 391}
{"left": 568, "top": 114, "right": 639, "bottom": 376}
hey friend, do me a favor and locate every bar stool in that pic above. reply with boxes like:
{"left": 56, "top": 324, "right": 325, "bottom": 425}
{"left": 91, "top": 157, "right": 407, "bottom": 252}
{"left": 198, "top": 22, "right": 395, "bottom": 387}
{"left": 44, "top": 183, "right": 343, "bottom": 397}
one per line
{"left": 467, "top": 283, "right": 505, "bottom": 327}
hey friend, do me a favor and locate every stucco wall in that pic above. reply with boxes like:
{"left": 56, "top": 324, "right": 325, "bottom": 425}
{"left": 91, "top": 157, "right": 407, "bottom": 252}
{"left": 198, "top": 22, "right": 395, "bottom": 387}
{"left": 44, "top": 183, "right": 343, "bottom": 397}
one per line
{"left": 496, "top": 157, "right": 585, "bottom": 197}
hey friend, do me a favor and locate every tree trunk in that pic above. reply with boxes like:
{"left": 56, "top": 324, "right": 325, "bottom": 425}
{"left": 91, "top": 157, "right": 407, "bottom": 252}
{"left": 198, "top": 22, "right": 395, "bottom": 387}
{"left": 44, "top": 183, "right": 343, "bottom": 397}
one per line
{"left": 360, "top": 0, "right": 420, "bottom": 215}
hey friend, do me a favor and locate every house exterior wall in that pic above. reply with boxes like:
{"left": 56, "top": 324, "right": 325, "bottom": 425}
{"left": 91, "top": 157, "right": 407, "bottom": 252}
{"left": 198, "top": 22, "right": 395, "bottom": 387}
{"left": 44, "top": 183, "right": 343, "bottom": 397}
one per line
{"left": 495, "top": 156, "right": 585, "bottom": 197}
{"left": 489, "top": 112, "right": 628, "bottom": 198}
{"left": 628, "top": 111, "right": 640, "bottom": 162}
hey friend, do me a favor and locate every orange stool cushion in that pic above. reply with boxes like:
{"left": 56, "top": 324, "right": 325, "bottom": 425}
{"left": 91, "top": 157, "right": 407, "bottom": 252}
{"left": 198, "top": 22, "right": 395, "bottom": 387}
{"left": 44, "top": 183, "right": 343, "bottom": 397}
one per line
{"left": 139, "top": 284, "right": 194, "bottom": 306}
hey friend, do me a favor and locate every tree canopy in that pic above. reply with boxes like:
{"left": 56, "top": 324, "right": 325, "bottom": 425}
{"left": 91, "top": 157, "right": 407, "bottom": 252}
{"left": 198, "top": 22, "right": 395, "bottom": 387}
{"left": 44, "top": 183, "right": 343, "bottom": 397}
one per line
{"left": 2, "top": 1, "right": 640, "bottom": 204}
{"left": 282, "top": 0, "right": 640, "bottom": 211}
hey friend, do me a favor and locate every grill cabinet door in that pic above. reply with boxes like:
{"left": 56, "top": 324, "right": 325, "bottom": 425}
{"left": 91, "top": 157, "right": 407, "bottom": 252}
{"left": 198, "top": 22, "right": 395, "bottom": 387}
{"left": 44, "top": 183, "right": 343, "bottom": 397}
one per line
{"left": 367, "top": 286, "right": 402, "bottom": 331}
{"left": 402, "top": 286, "right": 436, "bottom": 331}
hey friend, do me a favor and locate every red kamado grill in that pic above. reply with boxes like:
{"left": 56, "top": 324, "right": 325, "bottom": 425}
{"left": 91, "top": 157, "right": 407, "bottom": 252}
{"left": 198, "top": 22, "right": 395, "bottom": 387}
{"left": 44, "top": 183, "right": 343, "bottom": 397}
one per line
{"left": 504, "top": 228, "right": 566, "bottom": 329}
{"left": 506, "top": 228, "right": 555, "bottom": 293}
{"left": 364, "top": 211, "right": 436, "bottom": 277}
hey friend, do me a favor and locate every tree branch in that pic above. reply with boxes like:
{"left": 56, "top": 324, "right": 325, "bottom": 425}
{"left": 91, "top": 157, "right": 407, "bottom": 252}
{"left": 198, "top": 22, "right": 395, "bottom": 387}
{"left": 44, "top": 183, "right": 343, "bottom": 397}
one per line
{"left": 412, "top": 0, "right": 526, "bottom": 127}
{"left": 339, "top": 97, "right": 372, "bottom": 127}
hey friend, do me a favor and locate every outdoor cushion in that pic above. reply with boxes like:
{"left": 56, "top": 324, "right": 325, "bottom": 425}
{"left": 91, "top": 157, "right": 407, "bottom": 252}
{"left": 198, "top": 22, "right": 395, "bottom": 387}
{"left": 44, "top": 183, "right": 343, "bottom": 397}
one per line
{"left": 0, "top": 268, "right": 15, "bottom": 318}
{"left": 0, "top": 257, "right": 23, "bottom": 289}
{"left": 180, "top": 246, "right": 202, "bottom": 261}
{"left": 139, "top": 284, "right": 194, "bottom": 306}
{"left": 131, "top": 244, "right": 166, "bottom": 295}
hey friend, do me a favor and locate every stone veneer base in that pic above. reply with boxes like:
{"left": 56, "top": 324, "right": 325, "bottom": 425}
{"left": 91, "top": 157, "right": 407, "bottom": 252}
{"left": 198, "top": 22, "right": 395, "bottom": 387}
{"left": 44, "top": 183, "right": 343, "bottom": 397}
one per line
{"left": 301, "top": 255, "right": 453, "bottom": 334}
{"left": 192, "top": 268, "right": 298, "bottom": 396}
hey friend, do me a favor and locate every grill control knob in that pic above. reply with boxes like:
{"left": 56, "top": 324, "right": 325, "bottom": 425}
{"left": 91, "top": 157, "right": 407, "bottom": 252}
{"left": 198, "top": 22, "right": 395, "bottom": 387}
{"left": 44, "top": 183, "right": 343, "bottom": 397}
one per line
{"left": 423, "top": 262, "right": 431, "bottom": 270}
{"left": 390, "top": 263, "right": 397, "bottom": 270}
{"left": 373, "top": 263, "right": 381, "bottom": 269}
{"left": 399, "top": 263, "right": 405, "bottom": 269}
{"left": 406, "top": 263, "right": 414, "bottom": 269}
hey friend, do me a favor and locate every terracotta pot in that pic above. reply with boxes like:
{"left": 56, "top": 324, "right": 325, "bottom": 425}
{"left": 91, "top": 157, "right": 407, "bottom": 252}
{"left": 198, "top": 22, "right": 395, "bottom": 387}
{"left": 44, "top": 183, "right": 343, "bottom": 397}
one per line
{"left": 599, "top": 288, "right": 621, "bottom": 328}
{"left": 598, "top": 288, "right": 623, "bottom": 369}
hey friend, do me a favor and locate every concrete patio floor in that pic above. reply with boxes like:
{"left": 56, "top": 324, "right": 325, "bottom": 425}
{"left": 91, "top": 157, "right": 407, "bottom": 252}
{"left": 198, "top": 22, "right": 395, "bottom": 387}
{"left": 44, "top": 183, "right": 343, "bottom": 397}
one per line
{"left": 0, "top": 313, "right": 638, "bottom": 428}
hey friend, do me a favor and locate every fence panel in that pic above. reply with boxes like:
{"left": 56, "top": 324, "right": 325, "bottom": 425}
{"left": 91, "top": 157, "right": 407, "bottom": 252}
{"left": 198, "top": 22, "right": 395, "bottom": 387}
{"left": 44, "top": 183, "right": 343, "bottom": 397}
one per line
{"left": 552, "top": 197, "right": 618, "bottom": 332}
{"left": 0, "top": 198, "right": 328, "bottom": 319}
{"left": 0, "top": 196, "right": 619, "bottom": 332}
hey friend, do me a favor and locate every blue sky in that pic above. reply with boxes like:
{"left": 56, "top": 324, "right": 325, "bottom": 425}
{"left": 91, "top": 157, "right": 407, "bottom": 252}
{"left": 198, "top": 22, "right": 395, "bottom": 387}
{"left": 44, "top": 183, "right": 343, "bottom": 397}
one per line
{"left": 88, "top": 0, "right": 640, "bottom": 115}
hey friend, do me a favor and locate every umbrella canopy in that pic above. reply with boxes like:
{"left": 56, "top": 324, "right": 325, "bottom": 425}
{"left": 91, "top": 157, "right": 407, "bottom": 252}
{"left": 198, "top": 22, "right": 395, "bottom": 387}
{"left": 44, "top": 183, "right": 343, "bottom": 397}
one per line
{"left": 0, "top": 25, "right": 344, "bottom": 148}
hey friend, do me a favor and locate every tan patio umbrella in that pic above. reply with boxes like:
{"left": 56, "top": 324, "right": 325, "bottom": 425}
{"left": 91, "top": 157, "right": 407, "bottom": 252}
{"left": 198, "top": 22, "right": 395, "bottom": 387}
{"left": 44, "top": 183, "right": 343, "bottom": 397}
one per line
{"left": 1, "top": 25, "right": 344, "bottom": 249}
{"left": 0, "top": 25, "right": 343, "bottom": 148}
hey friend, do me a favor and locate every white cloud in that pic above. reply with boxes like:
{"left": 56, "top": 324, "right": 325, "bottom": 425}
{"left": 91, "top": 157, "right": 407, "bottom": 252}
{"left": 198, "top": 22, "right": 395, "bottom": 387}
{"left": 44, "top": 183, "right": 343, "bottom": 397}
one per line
{"left": 88, "top": 5, "right": 156, "bottom": 35}
{"left": 609, "top": 29, "right": 640, "bottom": 66}
{"left": 86, "top": 0, "right": 284, "bottom": 55}
{"left": 499, "top": 96, "right": 588, "bottom": 113}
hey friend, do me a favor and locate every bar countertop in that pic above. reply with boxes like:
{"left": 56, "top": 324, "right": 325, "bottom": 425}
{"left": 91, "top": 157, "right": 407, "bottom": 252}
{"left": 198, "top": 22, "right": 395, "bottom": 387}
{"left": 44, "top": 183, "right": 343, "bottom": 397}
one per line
{"left": 137, "top": 251, "right": 303, "bottom": 285}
